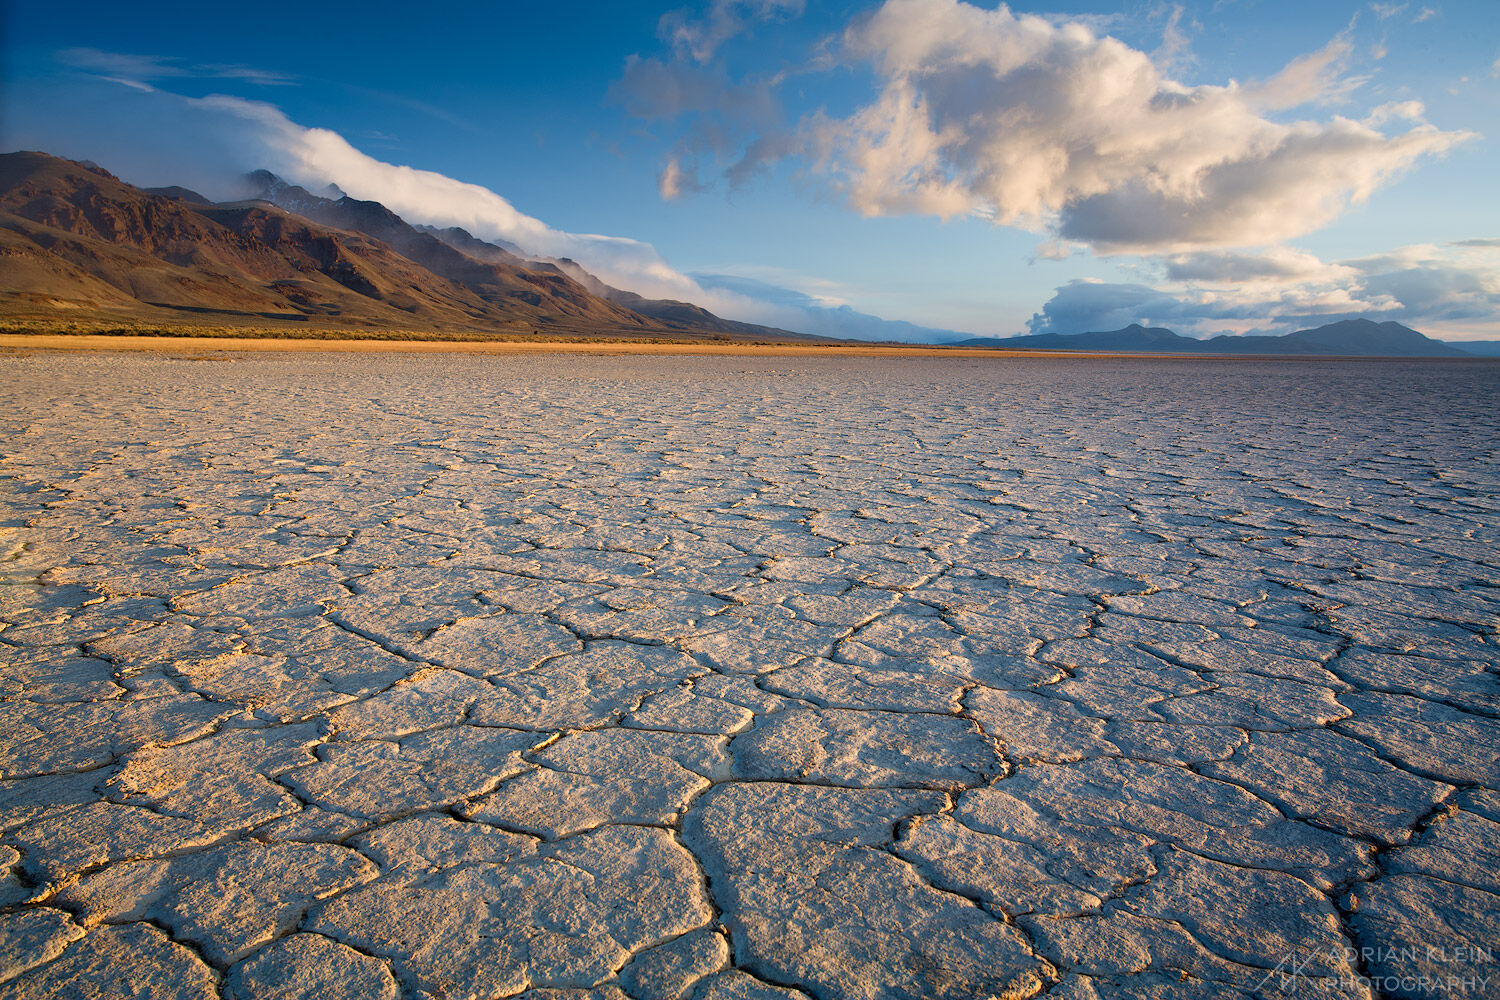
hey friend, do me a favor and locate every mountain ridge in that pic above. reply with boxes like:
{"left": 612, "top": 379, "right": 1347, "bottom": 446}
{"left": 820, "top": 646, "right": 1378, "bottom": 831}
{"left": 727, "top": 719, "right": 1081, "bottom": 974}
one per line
{"left": 245, "top": 171, "right": 800, "bottom": 340}
{"left": 0, "top": 151, "right": 814, "bottom": 341}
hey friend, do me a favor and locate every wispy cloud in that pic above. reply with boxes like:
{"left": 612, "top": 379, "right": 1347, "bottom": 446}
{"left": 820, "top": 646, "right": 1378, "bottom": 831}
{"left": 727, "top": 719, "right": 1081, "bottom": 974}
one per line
{"left": 58, "top": 47, "right": 296, "bottom": 86}
{"left": 333, "top": 83, "right": 482, "bottom": 135}
{"left": 610, "top": 23, "right": 795, "bottom": 197}
{"left": 659, "top": 0, "right": 805, "bottom": 63}
{"left": 658, "top": 156, "right": 707, "bottom": 199}
{"left": 1150, "top": 4, "right": 1197, "bottom": 75}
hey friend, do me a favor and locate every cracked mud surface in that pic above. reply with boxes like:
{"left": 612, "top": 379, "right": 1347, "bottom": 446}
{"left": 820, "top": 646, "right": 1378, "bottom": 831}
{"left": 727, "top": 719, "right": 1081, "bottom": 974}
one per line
{"left": 1, "top": 351, "right": 1497, "bottom": 1000}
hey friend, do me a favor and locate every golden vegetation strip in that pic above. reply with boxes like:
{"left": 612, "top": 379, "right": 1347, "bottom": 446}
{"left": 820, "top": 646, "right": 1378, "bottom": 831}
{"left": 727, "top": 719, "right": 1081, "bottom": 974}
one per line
{"left": 0, "top": 320, "right": 1216, "bottom": 358}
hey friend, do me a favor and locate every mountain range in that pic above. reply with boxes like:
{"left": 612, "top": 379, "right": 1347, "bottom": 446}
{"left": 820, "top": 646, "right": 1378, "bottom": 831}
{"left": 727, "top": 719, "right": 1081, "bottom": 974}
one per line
{"left": 0, "top": 150, "right": 1490, "bottom": 354}
{"left": 0, "top": 151, "right": 807, "bottom": 341}
{"left": 951, "top": 321, "right": 1475, "bottom": 357}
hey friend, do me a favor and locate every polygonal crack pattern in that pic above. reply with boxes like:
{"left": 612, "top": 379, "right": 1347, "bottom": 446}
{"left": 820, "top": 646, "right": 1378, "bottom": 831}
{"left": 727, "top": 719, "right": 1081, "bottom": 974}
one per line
{"left": 1, "top": 351, "right": 1497, "bottom": 1000}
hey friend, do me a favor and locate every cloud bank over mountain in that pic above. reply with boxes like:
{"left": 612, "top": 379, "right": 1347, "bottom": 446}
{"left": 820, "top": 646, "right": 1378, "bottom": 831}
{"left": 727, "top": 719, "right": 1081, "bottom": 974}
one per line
{"left": 2, "top": 73, "right": 839, "bottom": 331}
{"left": 1028, "top": 241, "right": 1500, "bottom": 339}
{"left": 691, "top": 271, "right": 966, "bottom": 342}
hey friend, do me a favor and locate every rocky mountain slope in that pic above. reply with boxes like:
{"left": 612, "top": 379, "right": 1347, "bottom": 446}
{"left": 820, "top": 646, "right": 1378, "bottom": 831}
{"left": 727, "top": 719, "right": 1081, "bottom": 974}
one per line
{"left": 0, "top": 151, "right": 806, "bottom": 340}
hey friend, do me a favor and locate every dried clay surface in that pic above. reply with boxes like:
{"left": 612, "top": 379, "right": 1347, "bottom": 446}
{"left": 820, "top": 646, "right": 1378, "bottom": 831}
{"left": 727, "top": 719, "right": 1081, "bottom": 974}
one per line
{"left": 1, "top": 351, "right": 1497, "bottom": 1000}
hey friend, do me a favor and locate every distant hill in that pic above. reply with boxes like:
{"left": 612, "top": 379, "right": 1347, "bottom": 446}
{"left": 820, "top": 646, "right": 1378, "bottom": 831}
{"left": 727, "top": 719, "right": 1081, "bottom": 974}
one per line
{"left": 957, "top": 319, "right": 1471, "bottom": 357}
{"left": 1445, "top": 340, "right": 1500, "bottom": 356}
{"left": 0, "top": 150, "right": 815, "bottom": 341}
{"left": 955, "top": 323, "right": 1195, "bottom": 351}
{"left": 1203, "top": 319, "right": 1468, "bottom": 357}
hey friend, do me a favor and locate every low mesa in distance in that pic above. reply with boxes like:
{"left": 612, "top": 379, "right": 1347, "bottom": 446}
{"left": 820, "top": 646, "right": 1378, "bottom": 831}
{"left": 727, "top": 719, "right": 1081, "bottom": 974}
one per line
{"left": 0, "top": 150, "right": 1490, "bottom": 357}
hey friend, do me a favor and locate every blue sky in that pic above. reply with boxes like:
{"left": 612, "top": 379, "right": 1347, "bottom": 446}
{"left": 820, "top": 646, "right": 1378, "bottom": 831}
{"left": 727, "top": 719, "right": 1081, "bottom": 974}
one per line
{"left": 3, "top": 0, "right": 1497, "bottom": 340}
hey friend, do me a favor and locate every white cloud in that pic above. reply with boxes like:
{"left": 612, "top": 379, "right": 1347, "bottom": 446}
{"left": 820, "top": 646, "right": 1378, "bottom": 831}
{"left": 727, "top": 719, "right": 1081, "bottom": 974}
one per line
{"left": 808, "top": 0, "right": 1472, "bottom": 252}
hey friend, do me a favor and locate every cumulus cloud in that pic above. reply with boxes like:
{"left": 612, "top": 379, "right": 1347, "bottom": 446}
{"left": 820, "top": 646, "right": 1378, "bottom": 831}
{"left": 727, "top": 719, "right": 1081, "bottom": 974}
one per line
{"left": 1027, "top": 241, "right": 1500, "bottom": 339}
{"left": 1344, "top": 242, "right": 1500, "bottom": 325}
{"left": 1026, "top": 280, "right": 1191, "bottom": 334}
{"left": 625, "top": 0, "right": 1472, "bottom": 252}
{"left": 809, "top": 0, "right": 1472, "bottom": 252}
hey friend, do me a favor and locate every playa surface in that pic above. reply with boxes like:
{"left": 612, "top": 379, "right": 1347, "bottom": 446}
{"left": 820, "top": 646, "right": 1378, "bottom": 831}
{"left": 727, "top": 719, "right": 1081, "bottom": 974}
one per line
{"left": 1, "top": 351, "right": 1496, "bottom": 1000}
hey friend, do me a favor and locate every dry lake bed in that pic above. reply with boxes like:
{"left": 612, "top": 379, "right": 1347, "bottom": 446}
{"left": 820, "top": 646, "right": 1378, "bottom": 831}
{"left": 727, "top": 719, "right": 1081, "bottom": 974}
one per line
{"left": 0, "top": 350, "right": 1497, "bottom": 1000}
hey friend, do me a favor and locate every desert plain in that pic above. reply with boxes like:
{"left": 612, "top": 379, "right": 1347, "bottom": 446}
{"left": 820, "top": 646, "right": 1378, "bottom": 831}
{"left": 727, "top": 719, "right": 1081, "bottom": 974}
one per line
{"left": 0, "top": 348, "right": 1496, "bottom": 1000}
